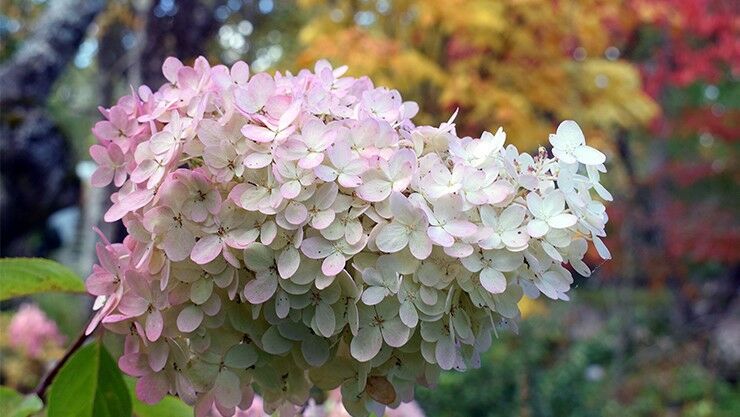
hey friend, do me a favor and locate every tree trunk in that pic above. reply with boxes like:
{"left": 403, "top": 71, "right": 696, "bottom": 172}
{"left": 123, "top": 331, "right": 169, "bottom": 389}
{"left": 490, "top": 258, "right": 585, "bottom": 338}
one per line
{"left": 0, "top": 0, "right": 106, "bottom": 256}
{"left": 140, "top": 0, "right": 227, "bottom": 87}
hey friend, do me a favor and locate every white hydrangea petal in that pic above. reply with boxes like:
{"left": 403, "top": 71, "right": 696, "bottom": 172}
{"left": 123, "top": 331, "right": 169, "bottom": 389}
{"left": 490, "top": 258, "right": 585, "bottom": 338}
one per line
{"left": 593, "top": 236, "right": 612, "bottom": 260}
{"left": 571, "top": 257, "right": 591, "bottom": 277}
{"left": 593, "top": 182, "right": 613, "bottom": 201}
{"left": 301, "top": 237, "right": 334, "bottom": 259}
{"left": 526, "top": 192, "right": 545, "bottom": 218}
{"left": 527, "top": 219, "right": 549, "bottom": 238}
{"left": 498, "top": 205, "right": 526, "bottom": 229}
{"left": 314, "top": 302, "right": 336, "bottom": 337}
{"left": 574, "top": 145, "right": 606, "bottom": 165}
{"left": 552, "top": 147, "right": 576, "bottom": 164}
{"left": 542, "top": 241, "right": 564, "bottom": 262}
{"left": 501, "top": 229, "right": 529, "bottom": 250}
{"left": 285, "top": 202, "right": 308, "bottom": 225}
{"left": 351, "top": 326, "right": 383, "bottom": 362}
{"left": 357, "top": 179, "right": 391, "bottom": 202}
{"left": 345, "top": 220, "right": 364, "bottom": 245}
{"left": 399, "top": 301, "right": 419, "bottom": 328}
{"left": 435, "top": 335, "right": 456, "bottom": 371}
{"left": 275, "top": 289, "right": 291, "bottom": 318}
{"left": 554, "top": 120, "right": 585, "bottom": 146}
{"left": 419, "top": 286, "right": 438, "bottom": 305}
{"left": 490, "top": 250, "right": 523, "bottom": 272}
{"left": 362, "top": 286, "right": 388, "bottom": 306}
{"left": 376, "top": 223, "right": 409, "bottom": 253}
{"left": 444, "top": 220, "right": 477, "bottom": 238}
{"left": 460, "top": 254, "right": 484, "bottom": 273}
{"left": 480, "top": 268, "right": 506, "bottom": 294}
{"left": 542, "top": 191, "right": 566, "bottom": 215}
{"left": 311, "top": 210, "right": 335, "bottom": 230}
{"left": 427, "top": 226, "right": 454, "bottom": 247}
{"left": 547, "top": 213, "right": 577, "bottom": 229}
{"left": 277, "top": 247, "right": 300, "bottom": 279}
{"left": 408, "top": 231, "right": 432, "bottom": 260}
{"left": 348, "top": 304, "right": 359, "bottom": 336}
{"left": 381, "top": 317, "right": 411, "bottom": 347}
{"left": 452, "top": 310, "right": 473, "bottom": 340}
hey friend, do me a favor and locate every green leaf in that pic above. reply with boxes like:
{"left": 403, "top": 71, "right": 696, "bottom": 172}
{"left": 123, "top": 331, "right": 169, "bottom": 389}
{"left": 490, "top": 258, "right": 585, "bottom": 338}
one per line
{"left": 125, "top": 377, "right": 192, "bottom": 417}
{"left": 47, "top": 341, "right": 131, "bottom": 417}
{"left": 0, "top": 258, "right": 85, "bottom": 301}
{"left": 0, "top": 386, "right": 44, "bottom": 417}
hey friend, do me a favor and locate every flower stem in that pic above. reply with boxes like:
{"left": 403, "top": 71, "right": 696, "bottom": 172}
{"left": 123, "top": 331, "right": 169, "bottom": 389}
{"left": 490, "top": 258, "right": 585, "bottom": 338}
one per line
{"left": 34, "top": 327, "right": 91, "bottom": 399}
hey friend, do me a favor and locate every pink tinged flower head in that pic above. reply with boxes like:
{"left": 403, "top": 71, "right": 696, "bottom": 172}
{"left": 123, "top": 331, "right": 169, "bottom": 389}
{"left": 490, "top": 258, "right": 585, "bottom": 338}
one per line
{"left": 8, "top": 303, "right": 65, "bottom": 359}
{"left": 86, "top": 56, "right": 611, "bottom": 415}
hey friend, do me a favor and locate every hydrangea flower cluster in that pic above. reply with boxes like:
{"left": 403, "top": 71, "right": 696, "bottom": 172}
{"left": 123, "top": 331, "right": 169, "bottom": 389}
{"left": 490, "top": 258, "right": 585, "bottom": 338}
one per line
{"left": 87, "top": 57, "right": 611, "bottom": 417}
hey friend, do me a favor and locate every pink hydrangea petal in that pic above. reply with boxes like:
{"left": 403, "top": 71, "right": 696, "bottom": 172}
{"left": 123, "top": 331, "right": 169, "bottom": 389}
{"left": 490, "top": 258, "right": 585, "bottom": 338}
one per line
{"left": 136, "top": 372, "right": 169, "bottom": 405}
{"left": 119, "top": 353, "right": 149, "bottom": 377}
{"left": 243, "top": 273, "right": 277, "bottom": 304}
{"left": 148, "top": 341, "right": 169, "bottom": 372}
{"left": 162, "top": 57, "right": 183, "bottom": 84}
{"left": 241, "top": 124, "right": 276, "bottom": 143}
{"left": 284, "top": 202, "right": 308, "bottom": 225}
{"left": 357, "top": 179, "right": 391, "bottom": 202}
{"left": 145, "top": 309, "right": 164, "bottom": 342}
{"left": 231, "top": 61, "right": 250, "bottom": 84}
{"left": 321, "top": 251, "right": 346, "bottom": 276}
{"left": 176, "top": 305, "right": 204, "bottom": 333}
{"left": 298, "top": 152, "right": 324, "bottom": 169}
{"left": 279, "top": 181, "right": 301, "bottom": 199}
{"left": 191, "top": 235, "right": 223, "bottom": 265}
{"left": 163, "top": 226, "right": 195, "bottom": 262}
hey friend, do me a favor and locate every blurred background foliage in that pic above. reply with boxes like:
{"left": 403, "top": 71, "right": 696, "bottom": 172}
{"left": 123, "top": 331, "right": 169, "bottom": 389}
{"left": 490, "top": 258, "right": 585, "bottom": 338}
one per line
{"left": 0, "top": 0, "right": 738, "bottom": 416}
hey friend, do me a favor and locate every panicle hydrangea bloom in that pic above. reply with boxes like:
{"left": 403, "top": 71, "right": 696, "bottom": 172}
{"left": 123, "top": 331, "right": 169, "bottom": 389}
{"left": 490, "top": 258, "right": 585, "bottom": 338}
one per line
{"left": 8, "top": 303, "right": 66, "bottom": 359}
{"left": 87, "top": 56, "right": 612, "bottom": 417}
